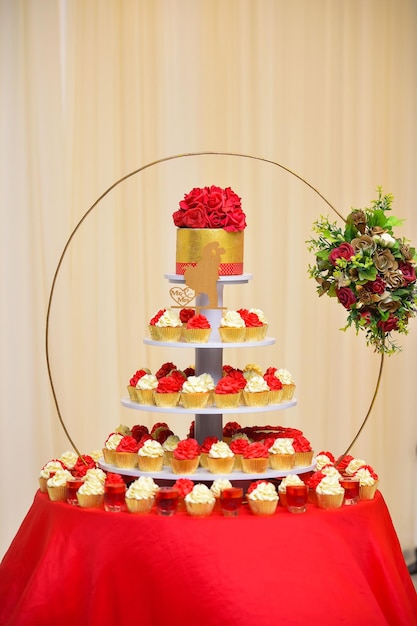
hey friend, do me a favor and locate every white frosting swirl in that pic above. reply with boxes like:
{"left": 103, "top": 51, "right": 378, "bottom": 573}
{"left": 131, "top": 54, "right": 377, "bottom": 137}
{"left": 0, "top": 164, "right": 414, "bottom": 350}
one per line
{"left": 244, "top": 374, "right": 269, "bottom": 393}
{"left": 59, "top": 450, "right": 78, "bottom": 469}
{"left": 78, "top": 476, "right": 104, "bottom": 495}
{"left": 155, "top": 309, "right": 182, "bottom": 328}
{"left": 220, "top": 310, "right": 245, "bottom": 328}
{"left": 210, "top": 479, "right": 232, "bottom": 497}
{"left": 278, "top": 474, "right": 304, "bottom": 493}
{"left": 275, "top": 368, "right": 294, "bottom": 384}
{"left": 89, "top": 450, "right": 103, "bottom": 463}
{"left": 345, "top": 458, "right": 366, "bottom": 476}
{"left": 316, "top": 476, "right": 344, "bottom": 496}
{"left": 198, "top": 372, "right": 215, "bottom": 391}
{"left": 247, "top": 482, "right": 278, "bottom": 501}
{"left": 182, "top": 374, "right": 213, "bottom": 394}
{"left": 47, "top": 469, "right": 73, "bottom": 488}
{"left": 126, "top": 476, "right": 158, "bottom": 500}
{"left": 268, "top": 438, "right": 295, "bottom": 454}
{"left": 315, "top": 454, "right": 334, "bottom": 471}
{"left": 185, "top": 483, "right": 215, "bottom": 504}
{"left": 354, "top": 467, "right": 377, "bottom": 486}
{"left": 39, "top": 460, "right": 65, "bottom": 478}
{"left": 208, "top": 441, "right": 234, "bottom": 459}
{"left": 136, "top": 373, "right": 158, "bottom": 390}
{"left": 138, "top": 439, "right": 164, "bottom": 458}
{"left": 162, "top": 435, "right": 180, "bottom": 452}
{"left": 321, "top": 466, "right": 342, "bottom": 480}
{"left": 249, "top": 308, "right": 268, "bottom": 324}
{"left": 105, "top": 433, "right": 123, "bottom": 450}
{"left": 85, "top": 468, "right": 106, "bottom": 483}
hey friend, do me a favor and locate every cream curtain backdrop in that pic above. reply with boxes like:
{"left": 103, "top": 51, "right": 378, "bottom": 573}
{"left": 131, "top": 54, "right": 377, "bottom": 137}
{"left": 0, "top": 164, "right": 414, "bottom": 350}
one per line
{"left": 1, "top": 0, "right": 416, "bottom": 560}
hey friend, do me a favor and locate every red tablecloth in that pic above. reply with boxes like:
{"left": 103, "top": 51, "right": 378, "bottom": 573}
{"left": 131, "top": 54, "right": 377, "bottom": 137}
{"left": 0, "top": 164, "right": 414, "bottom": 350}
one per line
{"left": 1, "top": 490, "right": 416, "bottom": 626}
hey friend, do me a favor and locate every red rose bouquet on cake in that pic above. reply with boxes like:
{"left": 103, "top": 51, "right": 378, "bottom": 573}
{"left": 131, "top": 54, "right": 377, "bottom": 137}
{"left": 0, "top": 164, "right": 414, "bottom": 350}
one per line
{"left": 173, "top": 186, "right": 246, "bottom": 231}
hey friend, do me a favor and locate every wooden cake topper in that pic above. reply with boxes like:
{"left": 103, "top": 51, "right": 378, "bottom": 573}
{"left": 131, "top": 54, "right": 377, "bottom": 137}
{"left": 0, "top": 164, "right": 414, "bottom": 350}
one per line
{"left": 183, "top": 241, "right": 225, "bottom": 309}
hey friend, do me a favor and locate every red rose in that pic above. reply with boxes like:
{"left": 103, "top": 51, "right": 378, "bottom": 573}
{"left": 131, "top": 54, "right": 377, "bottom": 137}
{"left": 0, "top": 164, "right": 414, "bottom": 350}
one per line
{"left": 156, "top": 375, "right": 184, "bottom": 393}
{"left": 186, "top": 314, "right": 211, "bottom": 329}
{"left": 264, "top": 374, "right": 283, "bottom": 391}
{"left": 292, "top": 435, "right": 312, "bottom": 452}
{"left": 367, "top": 276, "right": 386, "bottom": 294}
{"left": 223, "top": 207, "right": 246, "bottom": 232}
{"left": 183, "top": 366, "right": 195, "bottom": 377}
{"left": 227, "top": 369, "right": 247, "bottom": 390}
{"left": 72, "top": 455, "right": 96, "bottom": 477}
{"left": 229, "top": 439, "right": 250, "bottom": 454}
{"left": 377, "top": 315, "right": 399, "bottom": 333}
{"left": 116, "top": 436, "right": 139, "bottom": 453}
{"left": 105, "top": 473, "right": 125, "bottom": 485}
{"left": 243, "top": 442, "right": 269, "bottom": 459}
{"left": 180, "top": 205, "right": 210, "bottom": 229}
{"left": 179, "top": 308, "right": 195, "bottom": 323}
{"left": 131, "top": 424, "right": 149, "bottom": 441}
{"left": 173, "top": 438, "right": 200, "bottom": 460}
{"left": 150, "top": 422, "right": 169, "bottom": 435}
{"left": 264, "top": 366, "right": 277, "bottom": 377}
{"left": 208, "top": 209, "right": 227, "bottom": 228}
{"left": 222, "top": 421, "right": 242, "bottom": 437}
{"left": 329, "top": 243, "right": 355, "bottom": 266}
{"left": 174, "top": 478, "right": 194, "bottom": 497}
{"left": 172, "top": 210, "right": 186, "bottom": 227}
{"left": 336, "top": 287, "right": 356, "bottom": 309}
{"left": 155, "top": 429, "right": 174, "bottom": 444}
{"left": 155, "top": 362, "right": 177, "bottom": 379}
{"left": 399, "top": 262, "right": 416, "bottom": 284}
{"left": 215, "top": 375, "right": 242, "bottom": 394}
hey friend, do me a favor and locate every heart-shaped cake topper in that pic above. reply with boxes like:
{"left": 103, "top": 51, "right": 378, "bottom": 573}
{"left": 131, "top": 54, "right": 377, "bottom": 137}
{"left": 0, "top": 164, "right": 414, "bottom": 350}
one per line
{"left": 169, "top": 286, "right": 195, "bottom": 307}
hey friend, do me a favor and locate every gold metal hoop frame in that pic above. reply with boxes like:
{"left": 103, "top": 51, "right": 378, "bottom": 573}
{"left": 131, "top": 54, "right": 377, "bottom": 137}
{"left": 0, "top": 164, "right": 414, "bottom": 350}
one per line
{"left": 45, "top": 151, "right": 384, "bottom": 462}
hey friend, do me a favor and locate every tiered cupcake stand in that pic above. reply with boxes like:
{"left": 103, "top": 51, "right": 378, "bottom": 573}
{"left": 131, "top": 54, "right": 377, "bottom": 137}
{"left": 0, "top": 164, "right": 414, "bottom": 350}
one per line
{"left": 99, "top": 273, "right": 315, "bottom": 483}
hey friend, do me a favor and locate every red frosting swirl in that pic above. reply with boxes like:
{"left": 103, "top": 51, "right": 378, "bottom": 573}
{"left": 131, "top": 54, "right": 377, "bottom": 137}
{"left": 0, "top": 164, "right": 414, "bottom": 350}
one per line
{"left": 155, "top": 362, "right": 177, "bottom": 379}
{"left": 223, "top": 421, "right": 242, "bottom": 437}
{"left": 215, "top": 376, "right": 242, "bottom": 395}
{"left": 149, "top": 309, "right": 166, "bottom": 325}
{"left": 129, "top": 368, "right": 148, "bottom": 386}
{"left": 131, "top": 424, "right": 149, "bottom": 442}
{"left": 173, "top": 438, "right": 200, "bottom": 460}
{"left": 306, "top": 471, "right": 326, "bottom": 489}
{"left": 186, "top": 314, "right": 211, "bottom": 329}
{"left": 237, "top": 309, "right": 263, "bottom": 327}
{"left": 179, "top": 308, "right": 195, "bottom": 323}
{"left": 116, "top": 436, "right": 140, "bottom": 453}
{"left": 151, "top": 422, "right": 169, "bottom": 435}
{"left": 247, "top": 479, "right": 268, "bottom": 494}
{"left": 72, "top": 455, "right": 96, "bottom": 477}
{"left": 292, "top": 435, "right": 312, "bottom": 452}
{"left": 264, "top": 374, "right": 283, "bottom": 391}
{"left": 201, "top": 436, "right": 219, "bottom": 453}
{"left": 317, "top": 450, "right": 336, "bottom": 463}
{"left": 335, "top": 454, "right": 354, "bottom": 472}
{"left": 243, "top": 442, "right": 269, "bottom": 459}
{"left": 156, "top": 375, "right": 184, "bottom": 393}
{"left": 229, "top": 439, "right": 250, "bottom": 455}
{"left": 137, "top": 434, "right": 153, "bottom": 449}
{"left": 154, "top": 428, "right": 174, "bottom": 444}
{"left": 174, "top": 478, "right": 194, "bottom": 498}
{"left": 353, "top": 464, "right": 379, "bottom": 480}
{"left": 105, "top": 472, "right": 125, "bottom": 485}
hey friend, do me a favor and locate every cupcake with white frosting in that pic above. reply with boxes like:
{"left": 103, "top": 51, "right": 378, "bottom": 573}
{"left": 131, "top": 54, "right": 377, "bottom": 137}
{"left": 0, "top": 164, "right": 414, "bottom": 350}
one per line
{"left": 125, "top": 476, "right": 159, "bottom": 514}
{"left": 206, "top": 441, "right": 235, "bottom": 474}
{"left": 135, "top": 374, "right": 158, "bottom": 405}
{"left": 180, "top": 374, "right": 214, "bottom": 409}
{"left": 218, "top": 310, "right": 246, "bottom": 343}
{"left": 77, "top": 474, "right": 105, "bottom": 508}
{"left": 47, "top": 468, "right": 73, "bottom": 502}
{"left": 137, "top": 439, "right": 164, "bottom": 472}
{"left": 247, "top": 481, "right": 278, "bottom": 516}
{"left": 242, "top": 374, "right": 270, "bottom": 406}
{"left": 268, "top": 438, "right": 296, "bottom": 470}
{"left": 278, "top": 474, "right": 305, "bottom": 507}
{"left": 316, "top": 476, "right": 345, "bottom": 509}
{"left": 155, "top": 309, "right": 183, "bottom": 342}
{"left": 185, "top": 483, "right": 215, "bottom": 517}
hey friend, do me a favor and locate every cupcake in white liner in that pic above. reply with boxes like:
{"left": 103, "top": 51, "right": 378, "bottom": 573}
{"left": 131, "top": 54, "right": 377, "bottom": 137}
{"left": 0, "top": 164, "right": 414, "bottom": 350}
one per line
{"left": 278, "top": 474, "right": 305, "bottom": 507}
{"left": 206, "top": 441, "right": 235, "bottom": 474}
{"left": 268, "top": 438, "right": 296, "bottom": 470}
{"left": 316, "top": 476, "right": 345, "bottom": 509}
{"left": 247, "top": 481, "right": 278, "bottom": 516}
{"left": 47, "top": 469, "right": 73, "bottom": 502}
{"left": 59, "top": 450, "right": 78, "bottom": 471}
{"left": 185, "top": 483, "right": 215, "bottom": 517}
{"left": 125, "top": 476, "right": 159, "bottom": 514}
{"left": 137, "top": 439, "right": 164, "bottom": 472}
{"left": 218, "top": 310, "right": 246, "bottom": 343}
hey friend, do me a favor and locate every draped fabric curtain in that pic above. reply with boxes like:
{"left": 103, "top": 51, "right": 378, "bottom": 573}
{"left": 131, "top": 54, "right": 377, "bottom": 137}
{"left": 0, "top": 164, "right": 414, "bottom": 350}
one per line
{"left": 1, "top": 0, "right": 416, "bottom": 559}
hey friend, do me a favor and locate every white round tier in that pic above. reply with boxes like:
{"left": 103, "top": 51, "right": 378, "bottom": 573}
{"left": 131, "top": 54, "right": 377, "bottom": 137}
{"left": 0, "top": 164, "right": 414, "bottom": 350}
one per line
{"left": 98, "top": 457, "right": 316, "bottom": 481}
{"left": 121, "top": 397, "right": 297, "bottom": 414}
{"left": 164, "top": 273, "right": 253, "bottom": 284}
{"left": 144, "top": 337, "right": 275, "bottom": 348}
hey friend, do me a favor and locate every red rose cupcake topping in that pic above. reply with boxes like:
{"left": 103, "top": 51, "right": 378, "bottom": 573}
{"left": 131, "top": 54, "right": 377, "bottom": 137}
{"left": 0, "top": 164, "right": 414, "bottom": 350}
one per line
{"left": 223, "top": 421, "right": 242, "bottom": 437}
{"left": 243, "top": 442, "right": 269, "bottom": 459}
{"left": 179, "top": 308, "right": 195, "bottom": 323}
{"left": 156, "top": 375, "right": 184, "bottom": 393}
{"left": 72, "top": 455, "right": 96, "bottom": 477}
{"left": 105, "top": 472, "right": 125, "bottom": 485}
{"left": 292, "top": 435, "right": 312, "bottom": 452}
{"left": 174, "top": 478, "right": 195, "bottom": 497}
{"left": 229, "top": 439, "right": 250, "bottom": 455}
{"left": 173, "top": 438, "right": 200, "bottom": 460}
{"left": 155, "top": 362, "right": 177, "bottom": 379}
{"left": 215, "top": 376, "right": 242, "bottom": 395}
{"left": 116, "top": 436, "right": 140, "bottom": 453}
{"left": 186, "top": 314, "right": 211, "bottom": 329}
{"left": 264, "top": 374, "right": 283, "bottom": 391}
{"left": 201, "top": 436, "right": 219, "bottom": 453}
{"left": 237, "top": 308, "right": 263, "bottom": 327}
{"left": 131, "top": 424, "right": 149, "bottom": 441}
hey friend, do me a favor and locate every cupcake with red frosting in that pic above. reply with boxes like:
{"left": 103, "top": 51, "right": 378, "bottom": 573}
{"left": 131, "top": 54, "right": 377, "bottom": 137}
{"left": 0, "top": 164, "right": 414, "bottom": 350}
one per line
{"left": 173, "top": 477, "right": 194, "bottom": 511}
{"left": 171, "top": 438, "right": 201, "bottom": 474}
{"left": 200, "top": 436, "right": 219, "bottom": 469}
{"left": 127, "top": 368, "right": 150, "bottom": 401}
{"left": 148, "top": 308, "right": 165, "bottom": 340}
{"left": 214, "top": 375, "right": 242, "bottom": 408}
{"left": 237, "top": 308, "right": 265, "bottom": 341}
{"left": 113, "top": 435, "right": 140, "bottom": 469}
{"left": 229, "top": 437, "right": 250, "bottom": 471}
{"left": 241, "top": 442, "right": 269, "bottom": 474}
{"left": 247, "top": 480, "right": 278, "bottom": 515}
{"left": 264, "top": 372, "right": 284, "bottom": 404}
{"left": 293, "top": 435, "right": 314, "bottom": 467}
{"left": 249, "top": 308, "right": 268, "bottom": 339}
{"left": 182, "top": 314, "right": 212, "bottom": 343}
{"left": 153, "top": 372, "right": 184, "bottom": 407}
{"left": 353, "top": 465, "right": 379, "bottom": 500}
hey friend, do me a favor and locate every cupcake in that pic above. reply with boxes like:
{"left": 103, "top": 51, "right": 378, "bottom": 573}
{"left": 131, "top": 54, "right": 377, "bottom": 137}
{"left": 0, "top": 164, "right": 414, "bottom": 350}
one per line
{"left": 59, "top": 450, "right": 78, "bottom": 471}
{"left": 179, "top": 307, "right": 195, "bottom": 327}
{"left": 162, "top": 434, "right": 180, "bottom": 467}
{"left": 148, "top": 308, "right": 165, "bottom": 340}
{"left": 137, "top": 439, "right": 164, "bottom": 472}
{"left": 242, "top": 375, "right": 270, "bottom": 407}
{"left": 315, "top": 451, "right": 336, "bottom": 471}
{"left": 84, "top": 467, "right": 107, "bottom": 484}
{"left": 77, "top": 474, "right": 105, "bottom": 509}
{"left": 210, "top": 478, "right": 233, "bottom": 510}
{"left": 185, "top": 483, "right": 215, "bottom": 517}
{"left": 171, "top": 438, "right": 201, "bottom": 474}
{"left": 275, "top": 368, "right": 296, "bottom": 401}
{"left": 268, "top": 438, "right": 296, "bottom": 470}
{"left": 248, "top": 308, "right": 268, "bottom": 339}
{"left": 353, "top": 465, "right": 379, "bottom": 500}
{"left": 316, "top": 476, "right": 345, "bottom": 509}
{"left": 180, "top": 374, "right": 214, "bottom": 408}
{"left": 247, "top": 481, "right": 278, "bottom": 515}
{"left": 218, "top": 310, "right": 246, "bottom": 343}
{"left": 113, "top": 436, "right": 140, "bottom": 469}
{"left": 39, "top": 459, "right": 66, "bottom": 493}
{"left": 155, "top": 309, "right": 182, "bottom": 342}
{"left": 264, "top": 373, "right": 284, "bottom": 404}
{"left": 292, "top": 435, "right": 314, "bottom": 467}
{"left": 131, "top": 424, "right": 150, "bottom": 443}
{"left": 237, "top": 308, "right": 265, "bottom": 341}
{"left": 334, "top": 454, "right": 355, "bottom": 475}
{"left": 241, "top": 442, "right": 269, "bottom": 474}
{"left": 127, "top": 368, "right": 150, "bottom": 401}
{"left": 182, "top": 314, "right": 212, "bottom": 343}
{"left": 278, "top": 474, "right": 305, "bottom": 507}
{"left": 214, "top": 375, "right": 242, "bottom": 408}
{"left": 222, "top": 420, "right": 242, "bottom": 444}
{"left": 135, "top": 373, "right": 158, "bottom": 405}
{"left": 153, "top": 372, "right": 184, "bottom": 407}
{"left": 46, "top": 468, "right": 73, "bottom": 502}
{"left": 200, "top": 436, "right": 219, "bottom": 469}
{"left": 344, "top": 457, "right": 367, "bottom": 477}
{"left": 125, "top": 476, "right": 159, "bottom": 514}
{"left": 306, "top": 470, "right": 326, "bottom": 505}
{"left": 206, "top": 441, "right": 235, "bottom": 474}
{"left": 102, "top": 432, "right": 124, "bottom": 465}
{"left": 71, "top": 455, "right": 97, "bottom": 478}
{"left": 173, "top": 478, "right": 195, "bottom": 511}
{"left": 229, "top": 437, "right": 250, "bottom": 471}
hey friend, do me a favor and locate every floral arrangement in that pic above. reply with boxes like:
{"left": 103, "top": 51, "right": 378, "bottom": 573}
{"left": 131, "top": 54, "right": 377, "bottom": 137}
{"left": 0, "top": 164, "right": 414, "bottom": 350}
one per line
{"left": 172, "top": 185, "right": 246, "bottom": 231}
{"left": 307, "top": 188, "right": 417, "bottom": 354}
